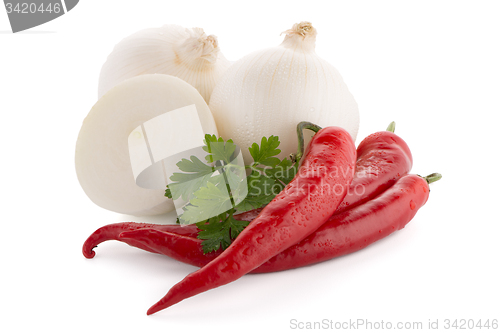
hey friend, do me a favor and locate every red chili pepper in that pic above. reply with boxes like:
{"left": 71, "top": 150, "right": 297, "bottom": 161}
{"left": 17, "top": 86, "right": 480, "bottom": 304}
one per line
{"left": 119, "top": 173, "right": 440, "bottom": 273}
{"left": 254, "top": 173, "right": 439, "bottom": 272}
{"left": 83, "top": 125, "right": 411, "bottom": 259}
{"left": 82, "top": 211, "right": 258, "bottom": 259}
{"left": 145, "top": 125, "right": 357, "bottom": 315}
{"left": 82, "top": 222, "right": 197, "bottom": 259}
{"left": 336, "top": 124, "right": 412, "bottom": 213}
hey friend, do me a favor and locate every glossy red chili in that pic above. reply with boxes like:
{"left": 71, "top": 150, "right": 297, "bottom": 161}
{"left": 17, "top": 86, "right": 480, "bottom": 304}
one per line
{"left": 254, "top": 173, "right": 438, "bottom": 272}
{"left": 145, "top": 125, "right": 357, "bottom": 315}
{"left": 82, "top": 222, "right": 197, "bottom": 259}
{"left": 82, "top": 211, "right": 258, "bottom": 259}
{"left": 336, "top": 126, "right": 412, "bottom": 213}
{"left": 83, "top": 126, "right": 412, "bottom": 259}
{"left": 119, "top": 173, "right": 439, "bottom": 273}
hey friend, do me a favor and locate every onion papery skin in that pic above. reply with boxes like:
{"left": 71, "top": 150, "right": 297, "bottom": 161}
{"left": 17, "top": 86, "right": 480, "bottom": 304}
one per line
{"left": 98, "top": 24, "right": 231, "bottom": 103}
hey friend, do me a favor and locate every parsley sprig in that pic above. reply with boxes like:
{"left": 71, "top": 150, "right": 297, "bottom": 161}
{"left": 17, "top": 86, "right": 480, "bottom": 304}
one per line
{"left": 165, "top": 134, "right": 297, "bottom": 253}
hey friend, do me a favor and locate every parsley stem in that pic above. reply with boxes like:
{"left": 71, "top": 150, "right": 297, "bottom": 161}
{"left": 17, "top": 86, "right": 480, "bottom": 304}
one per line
{"left": 292, "top": 121, "right": 322, "bottom": 163}
{"left": 218, "top": 163, "right": 236, "bottom": 208}
{"left": 246, "top": 164, "right": 267, "bottom": 172}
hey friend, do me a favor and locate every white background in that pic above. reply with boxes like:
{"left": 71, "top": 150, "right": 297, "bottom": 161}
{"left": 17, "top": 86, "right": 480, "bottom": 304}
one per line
{"left": 1, "top": 1, "right": 499, "bottom": 332}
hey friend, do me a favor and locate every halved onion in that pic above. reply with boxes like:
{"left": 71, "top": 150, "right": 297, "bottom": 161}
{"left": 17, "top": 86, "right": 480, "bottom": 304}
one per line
{"left": 75, "top": 74, "right": 218, "bottom": 216}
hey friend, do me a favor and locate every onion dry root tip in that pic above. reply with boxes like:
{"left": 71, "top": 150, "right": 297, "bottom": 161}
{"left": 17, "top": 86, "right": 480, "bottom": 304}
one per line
{"left": 282, "top": 21, "right": 316, "bottom": 38}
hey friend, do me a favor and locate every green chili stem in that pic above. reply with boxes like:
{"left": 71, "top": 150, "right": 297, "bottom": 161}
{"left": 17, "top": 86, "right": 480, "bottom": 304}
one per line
{"left": 423, "top": 173, "right": 442, "bottom": 184}
{"left": 292, "top": 121, "right": 322, "bottom": 163}
{"left": 386, "top": 121, "right": 396, "bottom": 133}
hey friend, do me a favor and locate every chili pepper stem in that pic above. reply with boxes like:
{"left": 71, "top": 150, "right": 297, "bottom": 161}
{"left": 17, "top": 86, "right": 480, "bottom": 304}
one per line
{"left": 422, "top": 173, "right": 442, "bottom": 184}
{"left": 291, "top": 121, "right": 322, "bottom": 163}
{"left": 386, "top": 121, "right": 396, "bottom": 133}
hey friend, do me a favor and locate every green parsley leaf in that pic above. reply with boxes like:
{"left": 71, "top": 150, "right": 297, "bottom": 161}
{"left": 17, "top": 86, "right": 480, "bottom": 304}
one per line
{"left": 196, "top": 212, "right": 250, "bottom": 253}
{"left": 163, "top": 134, "right": 299, "bottom": 253}
{"left": 248, "top": 135, "right": 281, "bottom": 167}
{"left": 164, "top": 186, "right": 172, "bottom": 199}
{"left": 203, "top": 134, "right": 237, "bottom": 164}
{"left": 265, "top": 158, "right": 298, "bottom": 189}
{"left": 180, "top": 181, "right": 233, "bottom": 225}
{"left": 168, "top": 155, "right": 220, "bottom": 201}
{"left": 235, "top": 171, "right": 276, "bottom": 212}
{"left": 196, "top": 214, "right": 231, "bottom": 253}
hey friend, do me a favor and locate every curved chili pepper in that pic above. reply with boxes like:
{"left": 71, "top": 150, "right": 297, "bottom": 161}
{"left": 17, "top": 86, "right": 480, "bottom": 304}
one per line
{"left": 120, "top": 173, "right": 440, "bottom": 273}
{"left": 83, "top": 125, "right": 411, "bottom": 259}
{"left": 82, "top": 210, "right": 259, "bottom": 259}
{"left": 336, "top": 123, "right": 412, "bottom": 213}
{"left": 254, "top": 173, "right": 439, "bottom": 272}
{"left": 82, "top": 223, "right": 195, "bottom": 258}
{"left": 120, "top": 229, "right": 223, "bottom": 265}
{"left": 146, "top": 125, "right": 357, "bottom": 315}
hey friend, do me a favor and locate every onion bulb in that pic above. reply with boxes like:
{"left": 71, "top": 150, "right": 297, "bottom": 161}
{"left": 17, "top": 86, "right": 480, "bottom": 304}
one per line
{"left": 209, "top": 22, "right": 359, "bottom": 162}
{"left": 76, "top": 74, "right": 218, "bottom": 216}
{"left": 98, "top": 24, "right": 231, "bottom": 103}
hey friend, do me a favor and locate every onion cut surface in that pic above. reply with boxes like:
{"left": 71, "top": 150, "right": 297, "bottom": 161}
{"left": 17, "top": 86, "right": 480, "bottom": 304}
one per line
{"left": 75, "top": 74, "right": 218, "bottom": 216}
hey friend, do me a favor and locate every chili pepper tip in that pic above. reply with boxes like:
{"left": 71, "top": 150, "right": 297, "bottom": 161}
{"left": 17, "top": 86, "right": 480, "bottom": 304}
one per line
{"left": 82, "top": 247, "right": 96, "bottom": 259}
{"left": 147, "top": 303, "right": 164, "bottom": 316}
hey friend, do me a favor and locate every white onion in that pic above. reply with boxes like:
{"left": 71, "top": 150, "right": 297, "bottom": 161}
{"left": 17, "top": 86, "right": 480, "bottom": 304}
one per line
{"left": 209, "top": 22, "right": 359, "bottom": 162}
{"left": 76, "top": 74, "right": 218, "bottom": 216}
{"left": 98, "top": 24, "right": 231, "bottom": 103}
